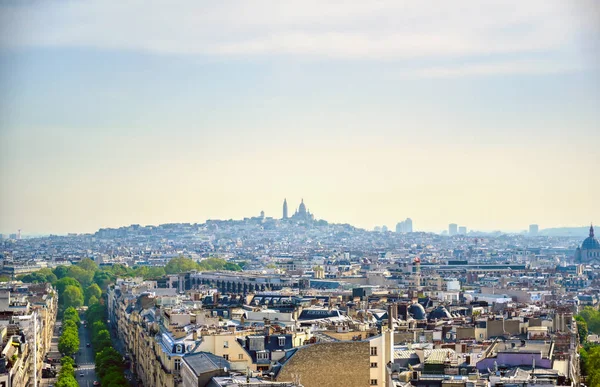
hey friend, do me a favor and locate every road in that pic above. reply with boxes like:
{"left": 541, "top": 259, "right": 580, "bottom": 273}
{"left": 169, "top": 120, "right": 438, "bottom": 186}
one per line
{"left": 75, "top": 322, "right": 98, "bottom": 387}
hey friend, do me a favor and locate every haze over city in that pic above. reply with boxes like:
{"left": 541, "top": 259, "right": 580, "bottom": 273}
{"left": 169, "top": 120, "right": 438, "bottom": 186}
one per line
{"left": 1, "top": 1, "right": 599, "bottom": 234}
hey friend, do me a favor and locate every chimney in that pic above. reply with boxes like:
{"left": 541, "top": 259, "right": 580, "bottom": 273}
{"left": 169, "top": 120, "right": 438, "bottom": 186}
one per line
{"left": 193, "top": 329, "right": 198, "bottom": 341}
{"left": 388, "top": 304, "right": 394, "bottom": 330}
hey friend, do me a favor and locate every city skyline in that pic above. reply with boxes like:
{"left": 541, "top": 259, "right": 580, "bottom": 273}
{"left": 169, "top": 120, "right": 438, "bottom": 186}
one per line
{"left": 0, "top": 195, "right": 596, "bottom": 236}
{"left": 1, "top": 1, "right": 599, "bottom": 234}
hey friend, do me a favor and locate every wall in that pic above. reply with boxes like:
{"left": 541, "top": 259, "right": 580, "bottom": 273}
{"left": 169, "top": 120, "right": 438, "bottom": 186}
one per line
{"left": 276, "top": 342, "right": 370, "bottom": 387}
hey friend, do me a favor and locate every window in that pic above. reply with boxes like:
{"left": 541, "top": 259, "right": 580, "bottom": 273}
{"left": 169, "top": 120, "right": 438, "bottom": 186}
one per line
{"left": 174, "top": 359, "right": 181, "bottom": 371}
{"left": 370, "top": 362, "right": 377, "bottom": 368}
{"left": 238, "top": 354, "right": 243, "bottom": 360}
{"left": 257, "top": 351, "right": 269, "bottom": 360}
{"left": 278, "top": 337, "right": 286, "bottom": 347}
{"left": 223, "top": 354, "right": 229, "bottom": 360}
{"left": 212, "top": 311, "right": 218, "bottom": 317}
{"left": 370, "top": 379, "right": 378, "bottom": 385}
{"left": 223, "top": 340, "right": 229, "bottom": 348}
{"left": 370, "top": 347, "right": 377, "bottom": 356}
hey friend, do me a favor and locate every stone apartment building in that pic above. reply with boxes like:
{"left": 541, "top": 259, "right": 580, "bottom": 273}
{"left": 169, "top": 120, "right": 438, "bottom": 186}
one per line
{"left": 0, "top": 282, "right": 57, "bottom": 387}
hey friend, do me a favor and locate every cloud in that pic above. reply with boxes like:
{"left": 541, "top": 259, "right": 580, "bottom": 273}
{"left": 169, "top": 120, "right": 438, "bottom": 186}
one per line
{"left": 0, "top": 0, "right": 596, "bottom": 75}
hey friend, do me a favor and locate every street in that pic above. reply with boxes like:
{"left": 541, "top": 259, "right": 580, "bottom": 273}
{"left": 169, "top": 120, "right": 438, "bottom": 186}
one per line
{"left": 75, "top": 322, "right": 98, "bottom": 387}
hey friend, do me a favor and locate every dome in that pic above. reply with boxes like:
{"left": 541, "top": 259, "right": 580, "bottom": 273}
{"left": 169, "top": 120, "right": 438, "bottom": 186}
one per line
{"left": 428, "top": 306, "right": 452, "bottom": 321}
{"left": 408, "top": 303, "right": 427, "bottom": 320}
{"left": 582, "top": 225, "right": 600, "bottom": 250}
{"left": 298, "top": 199, "right": 307, "bottom": 215}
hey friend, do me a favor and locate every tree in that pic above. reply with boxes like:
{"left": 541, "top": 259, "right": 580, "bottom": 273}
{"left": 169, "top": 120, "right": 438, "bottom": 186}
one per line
{"left": 85, "top": 283, "right": 102, "bottom": 305}
{"left": 19, "top": 268, "right": 58, "bottom": 283}
{"left": 93, "top": 329, "right": 112, "bottom": 353}
{"left": 56, "top": 277, "right": 82, "bottom": 298}
{"left": 88, "top": 295, "right": 99, "bottom": 306}
{"left": 53, "top": 265, "right": 69, "bottom": 280}
{"left": 58, "top": 329, "right": 79, "bottom": 356}
{"left": 147, "top": 266, "right": 166, "bottom": 278}
{"left": 67, "top": 266, "right": 94, "bottom": 287}
{"left": 63, "top": 307, "right": 81, "bottom": 325}
{"left": 165, "top": 256, "right": 199, "bottom": 274}
{"left": 576, "top": 315, "right": 589, "bottom": 344}
{"left": 109, "top": 264, "right": 132, "bottom": 277}
{"left": 587, "top": 345, "right": 600, "bottom": 387}
{"left": 86, "top": 303, "right": 106, "bottom": 325}
{"left": 93, "top": 270, "right": 114, "bottom": 289}
{"left": 95, "top": 347, "right": 124, "bottom": 379}
{"left": 78, "top": 257, "right": 99, "bottom": 272}
{"left": 63, "top": 285, "right": 84, "bottom": 309}
{"left": 579, "top": 307, "right": 600, "bottom": 335}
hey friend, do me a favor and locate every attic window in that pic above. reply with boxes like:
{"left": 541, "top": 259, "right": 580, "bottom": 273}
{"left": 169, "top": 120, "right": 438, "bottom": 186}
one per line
{"left": 278, "top": 337, "right": 285, "bottom": 346}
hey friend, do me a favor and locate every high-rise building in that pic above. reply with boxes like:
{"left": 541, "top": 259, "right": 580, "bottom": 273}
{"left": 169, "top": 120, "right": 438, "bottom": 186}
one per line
{"left": 458, "top": 226, "right": 467, "bottom": 235}
{"left": 529, "top": 224, "right": 539, "bottom": 236}
{"left": 382, "top": 225, "right": 388, "bottom": 232}
{"left": 282, "top": 198, "right": 288, "bottom": 219}
{"left": 395, "top": 218, "right": 413, "bottom": 233}
{"left": 405, "top": 218, "right": 413, "bottom": 233}
{"left": 449, "top": 223, "right": 458, "bottom": 236}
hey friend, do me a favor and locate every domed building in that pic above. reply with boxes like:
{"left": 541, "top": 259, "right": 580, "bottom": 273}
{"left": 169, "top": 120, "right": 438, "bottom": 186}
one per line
{"left": 575, "top": 224, "right": 600, "bottom": 265}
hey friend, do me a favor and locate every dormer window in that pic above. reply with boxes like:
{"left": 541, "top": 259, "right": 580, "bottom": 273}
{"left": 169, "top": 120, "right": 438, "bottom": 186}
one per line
{"left": 278, "top": 337, "right": 286, "bottom": 347}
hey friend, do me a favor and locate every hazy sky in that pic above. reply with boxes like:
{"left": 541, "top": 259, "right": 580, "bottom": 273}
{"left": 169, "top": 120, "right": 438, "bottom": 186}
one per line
{"left": 1, "top": 1, "right": 599, "bottom": 234}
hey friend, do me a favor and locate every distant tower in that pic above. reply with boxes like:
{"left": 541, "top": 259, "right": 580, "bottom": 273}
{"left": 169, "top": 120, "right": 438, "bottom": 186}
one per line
{"left": 413, "top": 257, "right": 422, "bottom": 289}
{"left": 282, "top": 199, "right": 288, "bottom": 219}
{"left": 529, "top": 224, "right": 539, "bottom": 236}
{"left": 405, "top": 218, "right": 413, "bottom": 233}
{"left": 17, "top": 229, "right": 21, "bottom": 240}
{"left": 449, "top": 223, "right": 458, "bottom": 236}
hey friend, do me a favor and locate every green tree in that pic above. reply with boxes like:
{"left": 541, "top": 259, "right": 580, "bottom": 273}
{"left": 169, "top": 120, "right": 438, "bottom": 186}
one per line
{"left": 86, "top": 303, "right": 107, "bottom": 325}
{"left": 53, "top": 265, "right": 69, "bottom": 280}
{"left": 67, "top": 265, "right": 94, "bottom": 287}
{"left": 55, "top": 277, "right": 82, "bottom": 297}
{"left": 88, "top": 295, "right": 99, "bottom": 306}
{"left": 109, "top": 264, "right": 132, "bottom": 277}
{"left": 78, "top": 257, "right": 99, "bottom": 272}
{"left": 587, "top": 345, "right": 600, "bottom": 387}
{"left": 93, "top": 270, "right": 115, "bottom": 289}
{"left": 576, "top": 315, "right": 589, "bottom": 344}
{"left": 224, "top": 262, "right": 242, "bottom": 271}
{"left": 63, "top": 307, "right": 81, "bottom": 325}
{"left": 56, "top": 377, "right": 79, "bottom": 387}
{"left": 63, "top": 285, "right": 84, "bottom": 309}
{"left": 85, "top": 283, "right": 102, "bottom": 305}
{"left": 579, "top": 307, "right": 600, "bottom": 334}
{"left": 93, "top": 329, "right": 112, "bottom": 352}
{"left": 95, "top": 347, "right": 124, "bottom": 379}
{"left": 19, "top": 268, "right": 58, "bottom": 283}
{"left": 58, "top": 329, "right": 79, "bottom": 356}
{"left": 165, "top": 256, "right": 199, "bottom": 274}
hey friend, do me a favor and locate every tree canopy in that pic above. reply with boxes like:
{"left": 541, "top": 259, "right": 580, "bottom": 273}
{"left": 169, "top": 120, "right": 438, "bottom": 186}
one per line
{"left": 579, "top": 307, "right": 600, "bottom": 335}
{"left": 63, "top": 285, "right": 84, "bottom": 309}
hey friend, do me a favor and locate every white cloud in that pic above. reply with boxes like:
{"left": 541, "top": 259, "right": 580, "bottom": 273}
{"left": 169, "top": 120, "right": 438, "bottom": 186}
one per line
{"left": 0, "top": 0, "right": 596, "bottom": 73}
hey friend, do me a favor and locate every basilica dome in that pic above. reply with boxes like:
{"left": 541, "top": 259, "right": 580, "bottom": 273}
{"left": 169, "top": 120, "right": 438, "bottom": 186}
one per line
{"left": 582, "top": 225, "right": 600, "bottom": 250}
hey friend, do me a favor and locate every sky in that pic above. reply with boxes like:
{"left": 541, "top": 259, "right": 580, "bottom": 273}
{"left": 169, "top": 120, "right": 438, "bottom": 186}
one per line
{"left": 0, "top": 0, "right": 599, "bottom": 235}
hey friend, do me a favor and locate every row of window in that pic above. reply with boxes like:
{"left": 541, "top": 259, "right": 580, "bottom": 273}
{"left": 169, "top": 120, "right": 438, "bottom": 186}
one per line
{"left": 221, "top": 354, "right": 245, "bottom": 360}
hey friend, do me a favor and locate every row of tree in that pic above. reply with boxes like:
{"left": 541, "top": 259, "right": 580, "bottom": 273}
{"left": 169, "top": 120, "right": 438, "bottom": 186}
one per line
{"left": 580, "top": 343, "right": 600, "bottom": 387}
{"left": 577, "top": 307, "right": 600, "bottom": 386}
{"left": 56, "top": 307, "right": 81, "bottom": 387}
{"left": 578, "top": 307, "right": 600, "bottom": 336}
{"left": 19, "top": 256, "right": 244, "bottom": 299}
{"left": 86, "top": 301, "right": 129, "bottom": 386}
{"left": 55, "top": 356, "right": 78, "bottom": 387}
{"left": 58, "top": 307, "right": 80, "bottom": 356}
